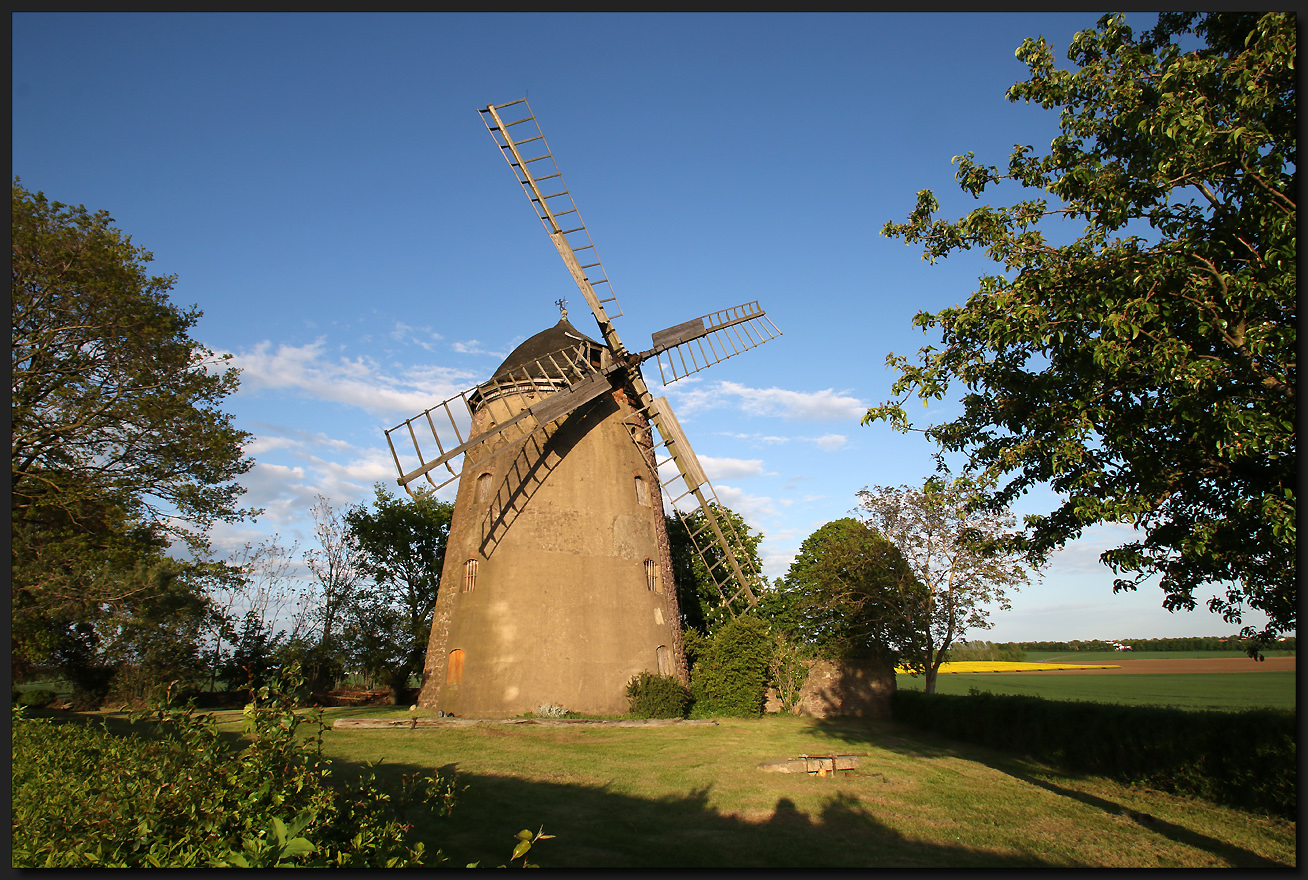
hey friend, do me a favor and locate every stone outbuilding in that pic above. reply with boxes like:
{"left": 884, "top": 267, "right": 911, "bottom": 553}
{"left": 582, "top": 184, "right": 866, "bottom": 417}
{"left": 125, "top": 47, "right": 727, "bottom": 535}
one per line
{"left": 768, "top": 658, "right": 896, "bottom": 719}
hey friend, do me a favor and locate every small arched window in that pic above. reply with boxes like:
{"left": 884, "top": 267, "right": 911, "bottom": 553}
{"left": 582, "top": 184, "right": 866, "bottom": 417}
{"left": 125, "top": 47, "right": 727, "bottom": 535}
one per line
{"left": 644, "top": 558, "right": 660, "bottom": 593}
{"left": 477, "top": 472, "right": 493, "bottom": 502}
{"left": 656, "top": 645, "right": 672, "bottom": 676}
{"left": 634, "top": 475, "right": 649, "bottom": 507}
{"left": 447, "top": 649, "right": 465, "bottom": 685}
{"left": 463, "top": 559, "right": 478, "bottom": 592}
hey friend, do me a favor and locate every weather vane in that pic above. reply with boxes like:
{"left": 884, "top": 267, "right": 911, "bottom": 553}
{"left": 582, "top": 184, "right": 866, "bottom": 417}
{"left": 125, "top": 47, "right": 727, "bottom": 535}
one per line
{"left": 555, "top": 297, "right": 568, "bottom": 319}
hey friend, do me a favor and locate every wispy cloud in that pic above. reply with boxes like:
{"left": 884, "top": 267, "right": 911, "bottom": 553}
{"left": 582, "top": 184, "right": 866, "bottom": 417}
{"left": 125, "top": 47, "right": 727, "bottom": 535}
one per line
{"left": 807, "top": 433, "right": 848, "bottom": 451}
{"left": 390, "top": 321, "right": 443, "bottom": 352}
{"left": 720, "top": 431, "right": 792, "bottom": 446}
{"left": 228, "top": 340, "right": 479, "bottom": 420}
{"left": 711, "top": 484, "right": 779, "bottom": 523}
{"left": 451, "top": 339, "right": 509, "bottom": 358}
{"left": 699, "top": 456, "right": 766, "bottom": 480}
{"left": 667, "top": 380, "right": 865, "bottom": 421}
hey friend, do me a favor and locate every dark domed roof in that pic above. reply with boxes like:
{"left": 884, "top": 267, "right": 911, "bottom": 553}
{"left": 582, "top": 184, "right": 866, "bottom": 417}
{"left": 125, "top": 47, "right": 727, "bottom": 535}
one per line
{"left": 490, "top": 318, "right": 603, "bottom": 381}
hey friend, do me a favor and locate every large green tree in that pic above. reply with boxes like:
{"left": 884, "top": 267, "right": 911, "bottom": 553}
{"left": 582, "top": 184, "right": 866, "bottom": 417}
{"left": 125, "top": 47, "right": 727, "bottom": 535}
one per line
{"left": 12, "top": 179, "right": 254, "bottom": 673}
{"left": 666, "top": 503, "right": 764, "bottom": 635}
{"left": 865, "top": 14, "right": 1295, "bottom": 647}
{"left": 771, "top": 518, "right": 925, "bottom": 663}
{"left": 342, "top": 484, "right": 454, "bottom": 692}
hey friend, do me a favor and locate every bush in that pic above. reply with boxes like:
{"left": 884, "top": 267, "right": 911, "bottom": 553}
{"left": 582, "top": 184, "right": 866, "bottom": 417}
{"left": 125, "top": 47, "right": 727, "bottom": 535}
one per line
{"left": 688, "top": 615, "right": 773, "bottom": 717}
{"left": 891, "top": 689, "right": 1295, "bottom": 819}
{"left": 12, "top": 666, "right": 458, "bottom": 867}
{"left": 625, "top": 673, "right": 691, "bottom": 718}
{"left": 17, "top": 688, "right": 59, "bottom": 708}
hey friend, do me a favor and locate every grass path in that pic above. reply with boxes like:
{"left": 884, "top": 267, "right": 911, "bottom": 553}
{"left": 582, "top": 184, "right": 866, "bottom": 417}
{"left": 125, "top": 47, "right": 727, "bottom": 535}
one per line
{"left": 303, "top": 711, "right": 1295, "bottom": 868}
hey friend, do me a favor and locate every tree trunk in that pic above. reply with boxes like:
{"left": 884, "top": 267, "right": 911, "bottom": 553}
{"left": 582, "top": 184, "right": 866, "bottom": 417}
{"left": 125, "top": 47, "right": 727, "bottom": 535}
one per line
{"left": 924, "top": 665, "right": 939, "bottom": 694}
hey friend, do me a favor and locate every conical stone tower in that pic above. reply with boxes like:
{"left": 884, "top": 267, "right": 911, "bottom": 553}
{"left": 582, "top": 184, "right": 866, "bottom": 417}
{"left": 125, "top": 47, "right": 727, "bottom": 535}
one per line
{"left": 416, "top": 316, "right": 688, "bottom": 717}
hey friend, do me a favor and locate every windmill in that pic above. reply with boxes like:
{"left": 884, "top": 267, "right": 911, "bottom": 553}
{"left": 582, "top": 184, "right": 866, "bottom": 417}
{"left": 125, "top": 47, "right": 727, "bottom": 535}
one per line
{"left": 386, "top": 99, "right": 781, "bottom": 716}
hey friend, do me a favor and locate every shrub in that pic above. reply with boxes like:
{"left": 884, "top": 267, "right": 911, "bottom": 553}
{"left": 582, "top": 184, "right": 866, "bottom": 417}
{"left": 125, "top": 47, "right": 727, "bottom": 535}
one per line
{"left": 688, "top": 615, "right": 773, "bottom": 717}
{"left": 11, "top": 666, "right": 458, "bottom": 867}
{"left": 625, "top": 673, "right": 691, "bottom": 718}
{"left": 891, "top": 689, "right": 1295, "bottom": 819}
{"left": 767, "top": 631, "right": 810, "bottom": 713}
{"left": 17, "top": 688, "right": 58, "bottom": 708}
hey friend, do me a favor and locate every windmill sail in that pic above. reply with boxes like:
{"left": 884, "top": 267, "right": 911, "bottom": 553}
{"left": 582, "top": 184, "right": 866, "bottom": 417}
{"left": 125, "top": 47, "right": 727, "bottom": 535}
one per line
{"left": 385, "top": 341, "right": 614, "bottom": 494}
{"left": 646, "top": 397, "right": 760, "bottom": 614}
{"left": 476, "top": 98, "right": 774, "bottom": 619}
{"left": 648, "top": 301, "right": 782, "bottom": 385}
{"left": 480, "top": 99, "right": 624, "bottom": 350}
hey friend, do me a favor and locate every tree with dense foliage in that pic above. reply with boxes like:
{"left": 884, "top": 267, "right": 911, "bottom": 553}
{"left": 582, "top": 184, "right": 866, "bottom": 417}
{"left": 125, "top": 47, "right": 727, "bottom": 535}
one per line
{"left": 684, "top": 613, "right": 773, "bottom": 717}
{"left": 857, "top": 477, "right": 1033, "bottom": 694}
{"left": 771, "top": 518, "right": 926, "bottom": 663}
{"left": 11, "top": 178, "right": 254, "bottom": 679}
{"left": 342, "top": 484, "right": 453, "bottom": 692}
{"left": 864, "top": 13, "right": 1295, "bottom": 650}
{"left": 665, "top": 503, "right": 764, "bottom": 635}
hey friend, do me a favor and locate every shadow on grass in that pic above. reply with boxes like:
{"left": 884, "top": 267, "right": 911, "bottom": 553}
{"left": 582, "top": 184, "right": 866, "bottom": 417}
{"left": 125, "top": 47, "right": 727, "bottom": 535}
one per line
{"left": 806, "top": 716, "right": 1292, "bottom": 870}
{"left": 399, "top": 763, "right": 1067, "bottom": 868}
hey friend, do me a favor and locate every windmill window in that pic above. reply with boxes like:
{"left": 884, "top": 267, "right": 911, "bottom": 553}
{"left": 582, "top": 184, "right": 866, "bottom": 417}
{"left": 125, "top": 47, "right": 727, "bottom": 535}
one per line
{"left": 463, "top": 559, "right": 478, "bottom": 592}
{"left": 634, "top": 475, "right": 649, "bottom": 506}
{"left": 644, "top": 558, "right": 660, "bottom": 593}
{"left": 656, "top": 645, "right": 672, "bottom": 676}
{"left": 477, "top": 472, "right": 493, "bottom": 502}
{"left": 447, "top": 649, "right": 465, "bottom": 685}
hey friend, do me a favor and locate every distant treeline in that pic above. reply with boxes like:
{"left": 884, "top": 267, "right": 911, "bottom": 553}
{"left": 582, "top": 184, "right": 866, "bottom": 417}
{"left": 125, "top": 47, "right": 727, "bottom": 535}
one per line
{"left": 947, "top": 636, "right": 1295, "bottom": 660}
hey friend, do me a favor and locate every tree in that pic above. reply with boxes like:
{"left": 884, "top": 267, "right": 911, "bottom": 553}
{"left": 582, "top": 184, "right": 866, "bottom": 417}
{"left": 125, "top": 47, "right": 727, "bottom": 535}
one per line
{"left": 202, "top": 535, "right": 303, "bottom": 691}
{"left": 342, "top": 483, "right": 453, "bottom": 693}
{"left": 12, "top": 178, "right": 254, "bottom": 672}
{"left": 52, "top": 557, "right": 217, "bottom": 708}
{"left": 773, "top": 518, "right": 925, "bottom": 663}
{"left": 666, "top": 503, "right": 764, "bottom": 635}
{"left": 864, "top": 14, "right": 1295, "bottom": 650}
{"left": 856, "top": 477, "right": 1033, "bottom": 694}
{"left": 686, "top": 614, "right": 773, "bottom": 717}
{"left": 294, "top": 495, "right": 365, "bottom": 690}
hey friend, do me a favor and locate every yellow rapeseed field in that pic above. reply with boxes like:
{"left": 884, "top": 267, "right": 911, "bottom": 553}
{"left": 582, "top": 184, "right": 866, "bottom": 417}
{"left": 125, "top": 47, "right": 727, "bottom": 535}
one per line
{"left": 895, "top": 661, "right": 1121, "bottom": 674}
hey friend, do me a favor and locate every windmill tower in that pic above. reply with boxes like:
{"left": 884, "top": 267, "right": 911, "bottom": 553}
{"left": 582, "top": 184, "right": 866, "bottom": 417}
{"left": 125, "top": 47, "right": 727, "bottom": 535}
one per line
{"left": 385, "top": 99, "right": 781, "bottom": 717}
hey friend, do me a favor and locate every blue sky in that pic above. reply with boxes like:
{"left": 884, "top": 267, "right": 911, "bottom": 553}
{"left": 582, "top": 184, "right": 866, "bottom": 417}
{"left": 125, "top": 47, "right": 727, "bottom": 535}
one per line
{"left": 13, "top": 12, "right": 1272, "bottom": 642}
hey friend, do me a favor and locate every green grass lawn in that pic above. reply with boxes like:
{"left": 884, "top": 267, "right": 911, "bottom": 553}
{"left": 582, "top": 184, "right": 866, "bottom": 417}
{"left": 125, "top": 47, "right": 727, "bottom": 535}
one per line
{"left": 32, "top": 702, "right": 1297, "bottom": 868}
{"left": 896, "top": 671, "right": 1296, "bottom": 711}
{"left": 291, "top": 711, "right": 1293, "bottom": 868}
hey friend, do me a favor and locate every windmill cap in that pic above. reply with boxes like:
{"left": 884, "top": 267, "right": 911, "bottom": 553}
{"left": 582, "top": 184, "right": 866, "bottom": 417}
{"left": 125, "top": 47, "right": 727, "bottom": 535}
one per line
{"left": 490, "top": 317, "right": 603, "bottom": 381}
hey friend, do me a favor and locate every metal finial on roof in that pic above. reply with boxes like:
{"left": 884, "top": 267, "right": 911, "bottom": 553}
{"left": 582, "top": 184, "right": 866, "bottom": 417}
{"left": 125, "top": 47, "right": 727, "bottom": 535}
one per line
{"left": 555, "top": 298, "right": 568, "bottom": 320}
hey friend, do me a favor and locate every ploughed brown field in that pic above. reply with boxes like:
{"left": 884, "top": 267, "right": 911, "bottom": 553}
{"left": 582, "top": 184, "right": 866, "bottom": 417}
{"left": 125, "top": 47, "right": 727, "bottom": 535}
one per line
{"left": 1028, "top": 656, "right": 1296, "bottom": 674}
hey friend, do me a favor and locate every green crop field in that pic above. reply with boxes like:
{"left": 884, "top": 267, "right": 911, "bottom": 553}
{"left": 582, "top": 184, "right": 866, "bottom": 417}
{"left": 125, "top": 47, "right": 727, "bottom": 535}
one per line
{"left": 896, "top": 672, "right": 1296, "bottom": 711}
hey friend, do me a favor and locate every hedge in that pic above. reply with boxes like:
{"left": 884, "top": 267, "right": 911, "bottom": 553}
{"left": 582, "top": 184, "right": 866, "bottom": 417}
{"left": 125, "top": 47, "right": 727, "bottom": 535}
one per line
{"left": 890, "top": 689, "right": 1295, "bottom": 819}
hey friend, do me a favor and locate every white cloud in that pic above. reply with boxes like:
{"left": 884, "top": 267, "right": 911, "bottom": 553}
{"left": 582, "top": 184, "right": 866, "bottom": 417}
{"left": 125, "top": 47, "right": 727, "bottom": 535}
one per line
{"left": 711, "top": 484, "right": 779, "bottom": 523}
{"left": 390, "top": 321, "right": 443, "bottom": 352}
{"left": 721, "top": 431, "right": 791, "bottom": 446}
{"left": 667, "top": 380, "right": 865, "bottom": 422}
{"left": 451, "top": 339, "right": 508, "bottom": 358}
{"left": 228, "top": 340, "right": 479, "bottom": 420}
{"left": 698, "top": 456, "right": 766, "bottom": 480}
{"left": 1046, "top": 523, "right": 1142, "bottom": 574}
{"left": 808, "top": 433, "right": 848, "bottom": 451}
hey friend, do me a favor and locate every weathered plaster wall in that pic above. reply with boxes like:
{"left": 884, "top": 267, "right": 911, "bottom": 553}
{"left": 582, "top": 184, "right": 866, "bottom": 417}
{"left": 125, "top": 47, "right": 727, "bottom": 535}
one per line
{"left": 418, "top": 385, "right": 685, "bottom": 717}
